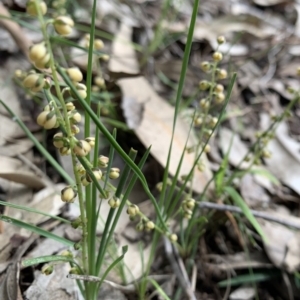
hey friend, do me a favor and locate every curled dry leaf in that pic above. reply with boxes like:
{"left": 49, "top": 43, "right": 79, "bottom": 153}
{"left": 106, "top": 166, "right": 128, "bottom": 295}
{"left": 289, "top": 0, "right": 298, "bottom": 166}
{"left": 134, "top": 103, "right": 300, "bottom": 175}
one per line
{"left": 259, "top": 215, "right": 300, "bottom": 273}
{"left": 164, "top": 13, "right": 277, "bottom": 48}
{"left": 109, "top": 23, "right": 212, "bottom": 194}
{"left": 260, "top": 114, "right": 300, "bottom": 195}
{"left": 0, "top": 156, "right": 46, "bottom": 189}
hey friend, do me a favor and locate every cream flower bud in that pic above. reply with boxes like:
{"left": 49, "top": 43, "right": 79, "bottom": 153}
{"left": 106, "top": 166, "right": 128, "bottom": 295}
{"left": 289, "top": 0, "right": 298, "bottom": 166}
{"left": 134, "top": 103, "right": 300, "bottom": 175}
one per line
{"left": 71, "top": 83, "right": 87, "bottom": 99}
{"left": 54, "top": 16, "right": 74, "bottom": 36}
{"left": 199, "top": 80, "right": 210, "bottom": 91}
{"left": 200, "top": 61, "right": 211, "bottom": 72}
{"left": 204, "top": 144, "right": 211, "bottom": 153}
{"left": 185, "top": 198, "right": 195, "bottom": 209}
{"left": 101, "top": 54, "right": 110, "bottom": 61}
{"left": 73, "top": 140, "right": 91, "bottom": 156}
{"left": 41, "top": 264, "right": 53, "bottom": 275}
{"left": 23, "top": 73, "right": 45, "bottom": 92}
{"left": 200, "top": 99, "right": 209, "bottom": 110}
{"left": 145, "top": 221, "right": 155, "bottom": 230}
{"left": 215, "top": 93, "right": 225, "bottom": 103}
{"left": 34, "top": 53, "right": 50, "bottom": 69}
{"left": 53, "top": 132, "right": 67, "bottom": 148}
{"left": 70, "top": 125, "right": 80, "bottom": 135}
{"left": 216, "top": 69, "right": 228, "bottom": 80}
{"left": 217, "top": 36, "right": 226, "bottom": 44}
{"left": 212, "top": 51, "right": 223, "bottom": 62}
{"left": 94, "top": 39, "right": 104, "bottom": 50}
{"left": 75, "top": 164, "right": 86, "bottom": 175}
{"left": 61, "top": 186, "right": 77, "bottom": 203}
{"left": 98, "top": 155, "right": 109, "bottom": 168}
{"left": 37, "top": 111, "right": 57, "bottom": 129}
{"left": 85, "top": 137, "right": 95, "bottom": 148}
{"left": 214, "top": 84, "right": 224, "bottom": 93}
{"left": 66, "top": 102, "right": 75, "bottom": 111}
{"left": 69, "top": 111, "right": 81, "bottom": 124}
{"left": 126, "top": 204, "right": 139, "bottom": 217}
{"left": 94, "top": 76, "right": 105, "bottom": 88}
{"left": 59, "top": 147, "right": 71, "bottom": 156}
{"left": 86, "top": 168, "right": 102, "bottom": 182}
{"left": 109, "top": 168, "right": 120, "bottom": 179}
{"left": 108, "top": 197, "right": 120, "bottom": 208}
{"left": 29, "top": 42, "right": 47, "bottom": 63}
{"left": 26, "top": 0, "right": 47, "bottom": 16}
{"left": 81, "top": 175, "right": 90, "bottom": 186}
{"left": 169, "top": 233, "right": 178, "bottom": 242}
{"left": 66, "top": 68, "right": 83, "bottom": 82}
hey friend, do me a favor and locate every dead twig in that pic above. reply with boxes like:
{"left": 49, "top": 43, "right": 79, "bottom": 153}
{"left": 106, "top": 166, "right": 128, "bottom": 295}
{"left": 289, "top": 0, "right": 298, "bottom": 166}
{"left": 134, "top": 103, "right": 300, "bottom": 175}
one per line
{"left": 163, "top": 237, "right": 197, "bottom": 300}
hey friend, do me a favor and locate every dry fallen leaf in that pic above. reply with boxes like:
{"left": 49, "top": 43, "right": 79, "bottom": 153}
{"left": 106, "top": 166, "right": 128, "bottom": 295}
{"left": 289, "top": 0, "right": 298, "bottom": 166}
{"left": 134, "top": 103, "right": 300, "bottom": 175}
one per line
{"left": 0, "top": 156, "right": 47, "bottom": 189}
{"left": 109, "top": 23, "right": 212, "bottom": 194}
{"left": 24, "top": 264, "right": 83, "bottom": 300}
{"left": 259, "top": 214, "right": 300, "bottom": 273}
{"left": 165, "top": 13, "right": 277, "bottom": 49}
{"left": 260, "top": 114, "right": 300, "bottom": 195}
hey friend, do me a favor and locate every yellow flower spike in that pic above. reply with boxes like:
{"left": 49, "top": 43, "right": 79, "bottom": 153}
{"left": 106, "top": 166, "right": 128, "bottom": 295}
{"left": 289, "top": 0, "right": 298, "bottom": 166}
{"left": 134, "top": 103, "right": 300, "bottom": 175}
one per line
{"left": 66, "top": 68, "right": 83, "bottom": 82}
{"left": 61, "top": 186, "right": 77, "bottom": 203}
{"left": 54, "top": 16, "right": 74, "bottom": 36}
{"left": 26, "top": 0, "right": 47, "bottom": 16}
{"left": 73, "top": 140, "right": 91, "bottom": 157}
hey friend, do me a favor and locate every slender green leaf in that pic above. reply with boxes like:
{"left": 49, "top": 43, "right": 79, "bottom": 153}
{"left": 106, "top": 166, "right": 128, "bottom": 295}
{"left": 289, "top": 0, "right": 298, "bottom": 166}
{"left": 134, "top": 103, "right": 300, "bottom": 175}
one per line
{"left": 0, "top": 215, "right": 73, "bottom": 246}
{"left": 218, "top": 270, "right": 280, "bottom": 287}
{"left": 224, "top": 186, "right": 268, "bottom": 242}
{"left": 149, "top": 278, "right": 171, "bottom": 300}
